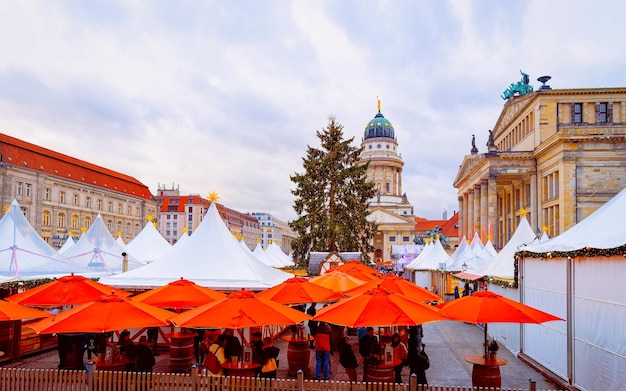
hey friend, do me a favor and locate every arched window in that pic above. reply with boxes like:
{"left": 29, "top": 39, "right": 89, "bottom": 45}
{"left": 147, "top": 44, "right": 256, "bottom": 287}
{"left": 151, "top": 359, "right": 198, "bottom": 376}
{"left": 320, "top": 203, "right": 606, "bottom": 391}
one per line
{"left": 84, "top": 216, "right": 91, "bottom": 229}
{"left": 126, "top": 222, "right": 131, "bottom": 235}
{"left": 71, "top": 214, "right": 79, "bottom": 229}
{"left": 107, "top": 219, "right": 113, "bottom": 231}
{"left": 134, "top": 224, "right": 140, "bottom": 235}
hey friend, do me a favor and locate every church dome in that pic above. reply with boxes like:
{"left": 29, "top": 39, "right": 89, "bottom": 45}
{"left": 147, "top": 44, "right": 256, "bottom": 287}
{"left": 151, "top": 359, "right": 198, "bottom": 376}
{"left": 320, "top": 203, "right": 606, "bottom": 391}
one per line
{"left": 364, "top": 109, "right": 395, "bottom": 140}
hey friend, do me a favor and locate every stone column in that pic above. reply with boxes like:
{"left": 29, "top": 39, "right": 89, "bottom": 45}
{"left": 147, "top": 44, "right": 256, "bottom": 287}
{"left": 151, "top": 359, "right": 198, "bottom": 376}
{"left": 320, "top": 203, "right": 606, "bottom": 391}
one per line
{"left": 467, "top": 190, "right": 474, "bottom": 238}
{"left": 488, "top": 175, "right": 498, "bottom": 248}
{"left": 457, "top": 195, "right": 464, "bottom": 242}
{"left": 480, "top": 179, "right": 489, "bottom": 240}
{"left": 473, "top": 184, "right": 481, "bottom": 239}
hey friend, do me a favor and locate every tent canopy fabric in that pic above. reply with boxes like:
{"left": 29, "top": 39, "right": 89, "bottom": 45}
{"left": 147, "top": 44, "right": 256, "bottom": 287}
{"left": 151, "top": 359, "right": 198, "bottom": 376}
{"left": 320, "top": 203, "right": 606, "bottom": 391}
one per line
{"left": 406, "top": 239, "right": 450, "bottom": 271}
{"left": 62, "top": 214, "right": 144, "bottom": 275}
{"left": 58, "top": 237, "right": 75, "bottom": 254}
{"left": 0, "top": 200, "right": 89, "bottom": 280}
{"left": 99, "top": 203, "right": 292, "bottom": 290}
{"left": 522, "top": 185, "right": 626, "bottom": 255}
{"left": 252, "top": 243, "right": 283, "bottom": 268}
{"left": 125, "top": 221, "right": 172, "bottom": 264}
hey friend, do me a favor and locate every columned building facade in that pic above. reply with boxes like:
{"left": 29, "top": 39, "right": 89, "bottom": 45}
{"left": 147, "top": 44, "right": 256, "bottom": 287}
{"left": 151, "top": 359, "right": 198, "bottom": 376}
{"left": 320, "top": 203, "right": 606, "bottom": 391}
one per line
{"left": 360, "top": 102, "right": 415, "bottom": 262}
{"left": 454, "top": 85, "right": 626, "bottom": 249}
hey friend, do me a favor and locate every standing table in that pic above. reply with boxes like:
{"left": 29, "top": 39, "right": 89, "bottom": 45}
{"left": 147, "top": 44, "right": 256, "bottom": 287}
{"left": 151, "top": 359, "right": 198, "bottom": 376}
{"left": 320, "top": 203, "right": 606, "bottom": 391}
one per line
{"left": 281, "top": 335, "right": 313, "bottom": 376}
{"left": 465, "top": 354, "right": 508, "bottom": 389}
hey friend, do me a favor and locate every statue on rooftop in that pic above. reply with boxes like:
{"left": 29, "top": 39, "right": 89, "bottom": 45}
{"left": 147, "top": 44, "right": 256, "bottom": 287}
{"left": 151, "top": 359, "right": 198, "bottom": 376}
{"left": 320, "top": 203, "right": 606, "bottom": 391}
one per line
{"left": 501, "top": 70, "right": 534, "bottom": 100}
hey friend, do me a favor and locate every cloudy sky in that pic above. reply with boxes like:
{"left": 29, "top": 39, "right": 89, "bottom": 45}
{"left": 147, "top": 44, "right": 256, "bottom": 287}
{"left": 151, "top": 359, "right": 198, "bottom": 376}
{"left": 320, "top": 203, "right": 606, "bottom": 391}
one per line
{"left": 1, "top": 1, "right": 624, "bottom": 222}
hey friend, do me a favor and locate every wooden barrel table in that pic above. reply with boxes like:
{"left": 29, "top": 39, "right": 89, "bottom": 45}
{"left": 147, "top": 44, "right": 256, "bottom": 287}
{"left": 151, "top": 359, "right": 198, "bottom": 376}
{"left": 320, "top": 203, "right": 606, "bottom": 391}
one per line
{"left": 282, "top": 335, "right": 312, "bottom": 376}
{"left": 166, "top": 332, "right": 196, "bottom": 372}
{"left": 465, "top": 354, "right": 508, "bottom": 389}
{"left": 364, "top": 363, "right": 395, "bottom": 383}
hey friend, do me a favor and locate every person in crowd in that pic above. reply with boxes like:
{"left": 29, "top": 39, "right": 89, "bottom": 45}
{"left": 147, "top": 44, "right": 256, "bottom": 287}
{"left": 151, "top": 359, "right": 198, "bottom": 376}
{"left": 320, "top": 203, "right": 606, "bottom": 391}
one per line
{"left": 133, "top": 337, "right": 156, "bottom": 372}
{"left": 250, "top": 332, "right": 265, "bottom": 365}
{"left": 307, "top": 303, "right": 318, "bottom": 348}
{"left": 221, "top": 328, "right": 242, "bottom": 361}
{"left": 462, "top": 283, "right": 470, "bottom": 297}
{"left": 118, "top": 330, "right": 135, "bottom": 370}
{"left": 358, "top": 326, "right": 379, "bottom": 381}
{"left": 338, "top": 336, "right": 358, "bottom": 382}
{"left": 204, "top": 334, "right": 227, "bottom": 376}
{"left": 314, "top": 321, "right": 332, "bottom": 380}
{"left": 147, "top": 327, "right": 159, "bottom": 356}
{"left": 454, "top": 286, "right": 460, "bottom": 299}
{"left": 260, "top": 337, "right": 280, "bottom": 379}
{"left": 407, "top": 328, "right": 428, "bottom": 387}
{"left": 390, "top": 332, "right": 408, "bottom": 383}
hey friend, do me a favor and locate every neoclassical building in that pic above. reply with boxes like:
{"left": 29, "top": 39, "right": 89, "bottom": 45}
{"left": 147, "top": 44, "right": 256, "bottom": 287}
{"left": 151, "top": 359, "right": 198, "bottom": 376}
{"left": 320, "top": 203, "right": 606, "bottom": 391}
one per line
{"left": 454, "top": 81, "right": 626, "bottom": 249}
{"left": 0, "top": 133, "right": 157, "bottom": 247}
{"left": 359, "top": 101, "right": 416, "bottom": 262}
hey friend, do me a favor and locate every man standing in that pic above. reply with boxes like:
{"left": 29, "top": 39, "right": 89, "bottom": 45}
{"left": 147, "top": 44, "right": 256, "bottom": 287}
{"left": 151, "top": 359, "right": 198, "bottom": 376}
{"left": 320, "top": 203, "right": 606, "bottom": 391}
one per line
{"left": 314, "top": 322, "right": 332, "bottom": 380}
{"left": 358, "top": 327, "right": 379, "bottom": 381}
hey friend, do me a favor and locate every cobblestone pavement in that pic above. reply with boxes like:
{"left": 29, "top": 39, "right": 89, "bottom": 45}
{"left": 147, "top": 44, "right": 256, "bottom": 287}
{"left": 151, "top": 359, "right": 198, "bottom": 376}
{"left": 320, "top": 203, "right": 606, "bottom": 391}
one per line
{"left": 3, "top": 320, "right": 564, "bottom": 390}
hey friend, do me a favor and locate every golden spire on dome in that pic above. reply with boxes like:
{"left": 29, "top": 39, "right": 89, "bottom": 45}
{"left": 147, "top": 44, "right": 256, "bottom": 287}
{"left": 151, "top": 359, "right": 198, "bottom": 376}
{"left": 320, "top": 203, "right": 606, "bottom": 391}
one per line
{"left": 377, "top": 96, "right": 381, "bottom": 112}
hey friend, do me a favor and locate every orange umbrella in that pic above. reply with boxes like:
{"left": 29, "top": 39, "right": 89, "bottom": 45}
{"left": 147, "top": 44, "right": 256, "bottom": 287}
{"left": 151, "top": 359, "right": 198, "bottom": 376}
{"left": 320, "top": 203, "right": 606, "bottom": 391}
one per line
{"left": 312, "top": 287, "right": 449, "bottom": 328}
{"left": 170, "top": 289, "right": 311, "bottom": 329}
{"left": 0, "top": 300, "right": 51, "bottom": 321}
{"left": 437, "top": 290, "right": 563, "bottom": 357}
{"left": 131, "top": 278, "right": 226, "bottom": 310}
{"left": 327, "top": 260, "right": 380, "bottom": 276}
{"left": 6, "top": 273, "right": 130, "bottom": 307}
{"left": 29, "top": 293, "right": 175, "bottom": 334}
{"left": 309, "top": 270, "right": 367, "bottom": 292}
{"left": 257, "top": 277, "right": 346, "bottom": 305}
{"left": 333, "top": 265, "right": 381, "bottom": 282}
{"left": 345, "top": 274, "right": 440, "bottom": 302}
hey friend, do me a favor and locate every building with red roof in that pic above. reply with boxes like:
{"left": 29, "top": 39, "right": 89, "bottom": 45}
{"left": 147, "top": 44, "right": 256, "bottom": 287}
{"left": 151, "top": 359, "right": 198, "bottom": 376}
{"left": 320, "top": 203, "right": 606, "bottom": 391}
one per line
{"left": 0, "top": 133, "right": 157, "bottom": 247}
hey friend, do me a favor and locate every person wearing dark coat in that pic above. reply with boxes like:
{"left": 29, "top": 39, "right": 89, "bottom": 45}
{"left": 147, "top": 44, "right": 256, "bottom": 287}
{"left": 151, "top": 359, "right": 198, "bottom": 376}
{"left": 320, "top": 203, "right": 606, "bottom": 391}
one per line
{"left": 338, "top": 336, "right": 358, "bottom": 382}
{"left": 407, "top": 327, "right": 428, "bottom": 388}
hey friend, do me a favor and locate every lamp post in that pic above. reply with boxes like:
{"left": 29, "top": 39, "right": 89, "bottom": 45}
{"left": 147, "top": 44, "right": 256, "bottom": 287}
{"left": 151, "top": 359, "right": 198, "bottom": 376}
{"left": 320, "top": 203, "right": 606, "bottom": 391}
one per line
{"left": 462, "top": 262, "right": 468, "bottom": 272}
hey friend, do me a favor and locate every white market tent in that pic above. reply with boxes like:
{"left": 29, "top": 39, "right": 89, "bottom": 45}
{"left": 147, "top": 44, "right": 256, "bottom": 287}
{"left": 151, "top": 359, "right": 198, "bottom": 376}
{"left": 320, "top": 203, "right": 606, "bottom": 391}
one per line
{"left": 484, "top": 239, "right": 498, "bottom": 258}
{"left": 252, "top": 243, "right": 281, "bottom": 267}
{"left": 267, "top": 242, "right": 294, "bottom": 267}
{"left": 125, "top": 221, "right": 172, "bottom": 264}
{"left": 517, "top": 186, "right": 626, "bottom": 391}
{"left": 0, "top": 200, "right": 89, "bottom": 280}
{"left": 99, "top": 203, "right": 293, "bottom": 290}
{"left": 174, "top": 231, "right": 190, "bottom": 248}
{"left": 472, "top": 216, "right": 537, "bottom": 282}
{"left": 405, "top": 239, "right": 450, "bottom": 288}
{"left": 62, "top": 214, "right": 144, "bottom": 275}
{"left": 58, "top": 236, "right": 75, "bottom": 254}
{"left": 446, "top": 233, "right": 493, "bottom": 273}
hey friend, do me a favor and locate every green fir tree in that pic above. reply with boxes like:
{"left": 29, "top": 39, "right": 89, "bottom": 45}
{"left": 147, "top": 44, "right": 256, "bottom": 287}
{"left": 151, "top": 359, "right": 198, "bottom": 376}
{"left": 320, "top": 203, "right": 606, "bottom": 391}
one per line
{"left": 289, "top": 116, "right": 377, "bottom": 268}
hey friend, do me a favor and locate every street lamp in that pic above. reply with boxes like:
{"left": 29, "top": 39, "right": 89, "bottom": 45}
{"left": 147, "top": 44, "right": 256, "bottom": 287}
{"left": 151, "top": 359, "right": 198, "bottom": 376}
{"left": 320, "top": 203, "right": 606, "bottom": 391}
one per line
{"left": 462, "top": 262, "right": 468, "bottom": 272}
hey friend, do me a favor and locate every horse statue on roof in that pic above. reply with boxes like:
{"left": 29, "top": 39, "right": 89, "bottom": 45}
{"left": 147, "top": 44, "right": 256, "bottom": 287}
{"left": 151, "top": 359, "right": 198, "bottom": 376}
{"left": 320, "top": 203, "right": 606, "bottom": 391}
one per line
{"left": 501, "top": 70, "right": 534, "bottom": 100}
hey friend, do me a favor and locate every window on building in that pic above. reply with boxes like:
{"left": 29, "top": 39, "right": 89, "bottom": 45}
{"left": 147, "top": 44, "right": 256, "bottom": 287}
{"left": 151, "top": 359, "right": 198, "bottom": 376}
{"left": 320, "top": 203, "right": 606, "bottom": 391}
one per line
{"left": 44, "top": 188, "right": 51, "bottom": 201}
{"left": 126, "top": 222, "right": 131, "bottom": 234}
{"left": 108, "top": 202, "right": 113, "bottom": 212}
{"left": 166, "top": 230, "right": 171, "bottom": 236}
{"left": 86, "top": 197, "right": 91, "bottom": 208}
{"left": 84, "top": 216, "right": 91, "bottom": 229}
{"left": 571, "top": 103, "right": 583, "bottom": 123}
{"left": 402, "top": 236, "right": 410, "bottom": 242}
{"left": 166, "top": 214, "right": 171, "bottom": 220}
{"left": 71, "top": 214, "right": 79, "bottom": 229}
{"left": 188, "top": 207, "right": 193, "bottom": 213}
{"left": 73, "top": 194, "right": 79, "bottom": 206}
{"left": 59, "top": 191, "right": 65, "bottom": 204}
{"left": 386, "top": 182, "right": 390, "bottom": 193}
{"left": 16, "top": 181, "right": 23, "bottom": 196}
{"left": 542, "top": 205, "right": 560, "bottom": 237}
{"left": 389, "top": 236, "right": 396, "bottom": 242}
{"left": 188, "top": 214, "right": 193, "bottom": 221}
{"left": 116, "top": 221, "right": 122, "bottom": 232}
{"left": 134, "top": 224, "right": 140, "bottom": 235}
{"left": 20, "top": 207, "right": 27, "bottom": 217}
{"left": 173, "top": 222, "right": 177, "bottom": 228}
{"left": 173, "top": 215, "right": 178, "bottom": 220}
{"left": 597, "top": 102, "right": 612, "bottom": 123}
{"left": 57, "top": 213, "right": 66, "bottom": 228}
{"left": 127, "top": 206, "right": 131, "bottom": 215}
{"left": 107, "top": 220, "right": 113, "bottom": 231}
{"left": 173, "top": 230, "right": 177, "bottom": 237}
{"left": 97, "top": 199, "right": 102, "bottom": 210}
{"left": 43, "top": 210, "right": 51, "bottom": 226}
{"left": 166, "top": 222, "right": 171, "bottom": 228}
{"left": 542, "top": 171, "right": 560, "bottom": 201}
{"left": 118, "top": 204, "right": 123, "bottom": 214}
{"left": 25, "top": 183, "right": 32, "bottom": 197}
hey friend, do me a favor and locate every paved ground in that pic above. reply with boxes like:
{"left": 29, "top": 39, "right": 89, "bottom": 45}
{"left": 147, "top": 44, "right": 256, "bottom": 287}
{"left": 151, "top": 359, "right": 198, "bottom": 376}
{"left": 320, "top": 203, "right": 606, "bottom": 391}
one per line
{"left": 3, "top": 320, "right": 564, "bottom": 390}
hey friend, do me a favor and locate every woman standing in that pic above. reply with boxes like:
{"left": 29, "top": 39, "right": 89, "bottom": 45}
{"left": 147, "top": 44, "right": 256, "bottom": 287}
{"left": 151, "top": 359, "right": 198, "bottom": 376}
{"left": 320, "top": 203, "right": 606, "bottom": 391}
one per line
{"left": 390, "top": 332, "right": 408, "bottom": 384}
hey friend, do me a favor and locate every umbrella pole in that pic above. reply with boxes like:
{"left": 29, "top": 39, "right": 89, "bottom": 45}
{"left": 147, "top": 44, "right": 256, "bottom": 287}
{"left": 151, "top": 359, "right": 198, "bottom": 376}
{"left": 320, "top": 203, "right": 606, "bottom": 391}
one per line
{"left": 483, "top": 323, "right": 488, "bottom": 359}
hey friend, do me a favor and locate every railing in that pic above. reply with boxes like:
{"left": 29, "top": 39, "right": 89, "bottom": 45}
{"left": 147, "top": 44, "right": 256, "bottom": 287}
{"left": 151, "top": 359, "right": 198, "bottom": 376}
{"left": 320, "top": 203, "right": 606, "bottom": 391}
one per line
{"left": 0, "top": 366, "right": 545, "bottom": 391}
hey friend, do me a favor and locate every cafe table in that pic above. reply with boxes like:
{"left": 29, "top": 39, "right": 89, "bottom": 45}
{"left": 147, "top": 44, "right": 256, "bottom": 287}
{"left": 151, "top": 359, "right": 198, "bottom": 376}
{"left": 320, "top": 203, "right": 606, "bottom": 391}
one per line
{"left": 95, "top": 356, "right": 131, "bottom": 371}
{"left": 221, "top": 362, "right": 262, "bottom": 377}
{"left": 465, "top": 354, "right": 508, "bottom": 388}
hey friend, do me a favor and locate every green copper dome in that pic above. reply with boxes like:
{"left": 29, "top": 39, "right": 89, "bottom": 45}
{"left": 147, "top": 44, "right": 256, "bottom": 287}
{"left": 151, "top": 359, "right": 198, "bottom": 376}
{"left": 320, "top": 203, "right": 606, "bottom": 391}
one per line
{"left": 364, "top": 110, "right": 395, "bottom": 140}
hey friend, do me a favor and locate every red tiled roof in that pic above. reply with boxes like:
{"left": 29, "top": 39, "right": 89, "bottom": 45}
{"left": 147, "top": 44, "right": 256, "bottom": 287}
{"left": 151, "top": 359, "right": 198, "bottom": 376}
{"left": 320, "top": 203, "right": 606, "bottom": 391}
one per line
{"left": 414, "top": 212, "right": 458, "bottom": 237}
{"left": 0, "top": 133, "right": 153, "bottom": 200}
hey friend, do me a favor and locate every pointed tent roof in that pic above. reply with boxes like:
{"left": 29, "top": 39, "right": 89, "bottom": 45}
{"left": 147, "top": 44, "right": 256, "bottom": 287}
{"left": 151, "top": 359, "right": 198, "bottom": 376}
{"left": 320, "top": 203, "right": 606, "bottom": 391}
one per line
{"left": 126, "top": 222, "right": 172, "bottom": 264}
{"left": 99, "top": 203, "right": 292, "bottom": 290}
{"left": 239, "top": 240, "right": 252, "bottom": 253}
{"left": 472, "top": 216, "right": 537, "bottom": 282}
{"left": 58, "top": 236, "right": 75, "bottom": 254}
{"left": 174, "top": 231, "right": 190, "bottom": 248}
{"left": 62, "top": 214, "right": 144, "bottom": 275}
{"left": 252, "top": 243, "right": 281, "bottom": 267}
{"left": 404, "top": 242, "right": 432, "bottom": 270}
{"left": 448, "top": 236, "right": 469, "bottom": 263}
{"left": 116, "top": 235, "right": 127, "bottom": 250}
{"left": 267, "top": 242, "right": 294, "bottom": 267}
{"left": 408, "top": 239, "right": 450, "bottom": 271}
{"left": 522, "top": 185, "right": 626, "bottom": 256}
{"left": 485, "top": 239, "right": 498, "bottom": 257}
{"left": 0, "top": 200, "right": 88, "bottom": 280}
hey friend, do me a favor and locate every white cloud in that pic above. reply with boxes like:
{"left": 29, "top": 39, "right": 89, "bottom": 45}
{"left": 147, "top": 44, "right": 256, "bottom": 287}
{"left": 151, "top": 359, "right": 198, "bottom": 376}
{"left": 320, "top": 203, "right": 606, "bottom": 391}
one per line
{"left": 0, "top": 0, "right": 624, "bottom": 223}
